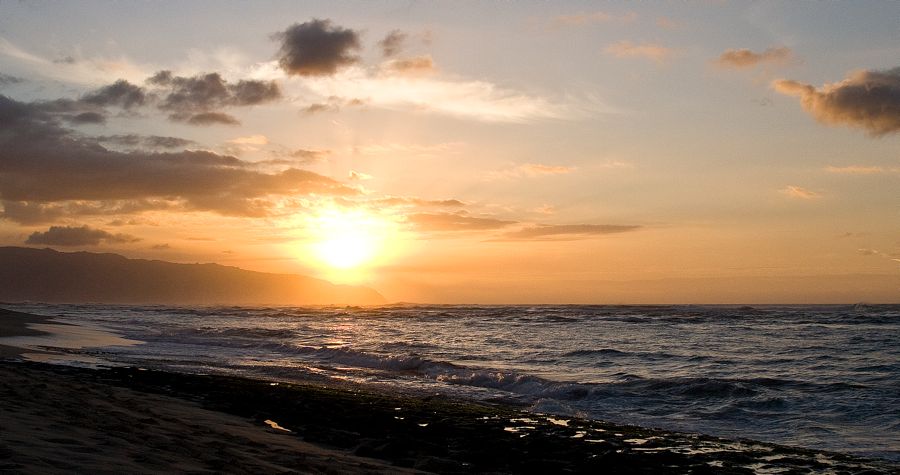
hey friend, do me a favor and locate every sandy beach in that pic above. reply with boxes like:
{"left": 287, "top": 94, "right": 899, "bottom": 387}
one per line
{"left": 1, "top": 309, "right": 897, "bottom": 474}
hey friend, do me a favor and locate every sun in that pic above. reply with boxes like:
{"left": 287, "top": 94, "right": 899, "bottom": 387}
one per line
{"left": 306, "top": 207, "right": 394, "bottom": 273}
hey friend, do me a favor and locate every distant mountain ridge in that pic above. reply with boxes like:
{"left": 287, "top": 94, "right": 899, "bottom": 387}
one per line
{"left": 0, "top": 247, "right": 385, "bottom": 305}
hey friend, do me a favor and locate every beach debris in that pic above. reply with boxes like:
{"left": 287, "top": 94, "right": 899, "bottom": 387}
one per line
{"left": 263, "top": 419, "right": 291, "bottom": 432}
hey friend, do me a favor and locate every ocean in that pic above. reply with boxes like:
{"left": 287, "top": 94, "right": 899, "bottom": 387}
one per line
{"left": 5, "top": 303, "right": 899, "bottom": 462}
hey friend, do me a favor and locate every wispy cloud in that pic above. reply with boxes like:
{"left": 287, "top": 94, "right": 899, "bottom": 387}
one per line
{"left": 552, "top": 11, "right": 637, "bottom": 28}
{"left": 302, "top": 67, "right": 583, "bottom": 123}
{"left": 781, "top": 185, "right": 821, "bottom": 200}
{"left": 406, "top": 212, "right": 516, "bottom": 233}
{"left": 825, "top": 165, "right": 894, "bottom": 175}
{"left": 714, "top": 47, "right": 793, "bottom": 69}
{"left": 605, "top": 41, "right": 674, "bottom": 63}
{"left": 485, "top": 163, "right": 575, "bottom": 180}
{"left": 353, "top": 141, "right": 463, "bottom": 158}
{"left": 379, "top": 55, "right": 437, "bottom": 76}
{"left": 500, "top": 224, "right": 641, "bottom": 241}
{"left": 0, "top": 37, "right": 151, "bottom": 85}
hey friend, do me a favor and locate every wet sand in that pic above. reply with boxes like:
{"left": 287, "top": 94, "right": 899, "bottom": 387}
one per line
{"left": 1, "top": 309, "right": 897, "bottom": 474}
{"left": 0, "top": 308, "right": 51, "bottom": 359}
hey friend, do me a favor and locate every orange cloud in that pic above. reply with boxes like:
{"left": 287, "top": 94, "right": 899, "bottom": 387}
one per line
{"left": 605, "top": 41, "right": 674, "bottom": 63}
{"left": 381, "top": 55, "right": 437, "bottom": 76}
{"left": 781, "top": 185, "right": 821, "bottom": 200}
{"left": 824, "top": 165, "right": 886, "bottom": 174}
{"left": 715, "top": 47, "right": 792, "bottom": 69}
{"left": 486, "top": 163, "right": 575, "bottom": 180}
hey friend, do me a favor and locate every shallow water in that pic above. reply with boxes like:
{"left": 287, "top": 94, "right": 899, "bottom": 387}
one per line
{"left": 5, "top": 303, "right": 899, "bottom": 461}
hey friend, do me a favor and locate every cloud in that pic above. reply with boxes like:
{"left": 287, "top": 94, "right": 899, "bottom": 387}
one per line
{"left": 781, "top": 185, "right": 821, "bottom": 200}
{"left": 825, "top": 165, "right": 888, "bottom": 174}
{"left": 148, "top": 71, "right": 281, "bottom": 121}
{"left": 348, "top": 170, "right": 372, "bottom": 181}
{"left": 379, "top": 30, "right": 408, "bottom": 57}
{"left": 381, "top": 55, "right": 437, "bottom": 76}
{"left": 714, "top": 47, "right": 793, "bottom": 69}
{"left": 501, "top": 224, "right": 641, "bottom": 241}
{"left": 345, "top": 196, "right": 465, "bottom": 210}
{"left": 773, "top": 68, "right": 900, "bottom": 136}
{"left": 0, "top": 73, "right": 22, "bottom": 86}
{"left": 605, "top": 41, "right": 674, "bottom": 63}
{"left": 260, "top": 148, "right": 331, "bottom": 167}
{"left": 228, "top": 134, "right": 268, "bottom": 145}
{"left": 1, "top": 199, "right": 172, "bottom": 225}
{"left": 274, "top": 19, "right": 362, "bottom": 76}
{"left": 186, "top": 112, "right": 240, "bottom": 125}
{"left": 301, "top": 95, "right": 365, "bottom": 114}
{"left": 291, "top": 149, "right": 329, "bottom": 160}
{"left": 81, "top": 79, "right": 148, "bottom": 109}
{"left": 25, "top": 225, "right": 140, "bottom": 246}
{"left": 406, "top": 212, "right": 516, "bottom": 232}
{"left": 552, "top": 11, "right": 637, "bottom": 27}
{"left": 656, "top": 17, "right": 680, "bottom": 30}
{"left": 8, "top": 70, "right": 279, "bottom": 127}
{"left": 302, "top": 68, "right": 578, "bottom": 123}
{"left": 353, "top": 141, "right": 463, "bottom": 158}
{"left": 151, "top": 243, "right": 171, "bottom": 250}
{"left": 96, "top": 134, "right": 195, "bottom": 149}
{"left": 66, "top": 111, "right": 106, "bottom": 124}
{"left": 0, "top": 95, "right": 357, "bottom": 218}
{"left": 486, "top": 163, "right": 575, "bottom": 180}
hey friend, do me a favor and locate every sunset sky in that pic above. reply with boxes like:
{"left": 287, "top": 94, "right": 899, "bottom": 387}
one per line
{"left": 1, "top": 1, "right": 898, "bottom": 303}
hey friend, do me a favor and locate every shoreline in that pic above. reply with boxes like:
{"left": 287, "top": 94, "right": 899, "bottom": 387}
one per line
{"left": 0, "top": 308, "right": 52, "bottom": 359}
{"left": 2, "top": 308, "right": 898, "bottom": 473}
{"left": 1, "top": 361, "right": 895, "bottom": 473}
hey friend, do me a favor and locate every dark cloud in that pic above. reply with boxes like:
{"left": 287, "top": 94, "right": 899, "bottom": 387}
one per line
{"left": 151, "top": 243, "right": 171, "bottom": 250}
{"left": 0, "top": 95, "right": 358, "bottom": 219}
{"left": 53, "top": 56, "right": 77, "bottom": 64}
{"left": 379, "top": 30, "right": 408, "bottom": 57}
{"left": 501, "top": 224, "right": 641, "bottom": 240}
{"left": 406, "top": 212, "right": 516, "bottom": 232}
{"left": 230, "top": 79, "right": 282, "bottom": 105}
{"left": 715, "top": 47, "right": 792, "bottom": 68}
{"left": 66, "top": 111, "right": 106, "bottom": 124}
{"left": 152, "top": 71, "right": 280, "bottom": 111}
{"left": 185, "top": 112, "right": 240, "bottom": 126}
{"left": 275, "top": 19, "right": 361, "bottom": 76}
{"left": 141, "top": 71, "right": 281, "bottom": 125}
{"left": 774, "top": 67, "right": 900, "bottom": 136}
{"left": 2, "top": 198, "right": 176, "bottom": 225}
{"left": 0, "top": 73, "right": 23, "bottom": 86}
{"left": 25, "top": 225, "right": 140, "bottom": 246}
{"left": 81, "top": 79, "right": 147, "bottom": 109}
{"left": 5, "top": 71, "right": 279, "bottom": 128}
{"left": 96, "top": 134, "right": 195, "bottom": 149}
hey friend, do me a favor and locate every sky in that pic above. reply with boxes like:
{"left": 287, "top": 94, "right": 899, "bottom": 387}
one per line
{"left": 0, "top": 1, "right": 898, "bottom": 303}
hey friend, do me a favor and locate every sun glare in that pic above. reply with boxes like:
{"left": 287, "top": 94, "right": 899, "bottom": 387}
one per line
{"left": 306, "top": 207, "right": 395, "bottom": 275}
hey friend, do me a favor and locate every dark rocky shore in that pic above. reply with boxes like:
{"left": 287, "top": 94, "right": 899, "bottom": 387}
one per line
{"left": 1, "top": 361, "right": 895, "bottom": 474}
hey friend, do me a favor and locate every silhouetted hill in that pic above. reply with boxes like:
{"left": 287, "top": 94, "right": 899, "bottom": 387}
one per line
{"left": 0, "top": 247, "right": 385, "bottom": 305}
